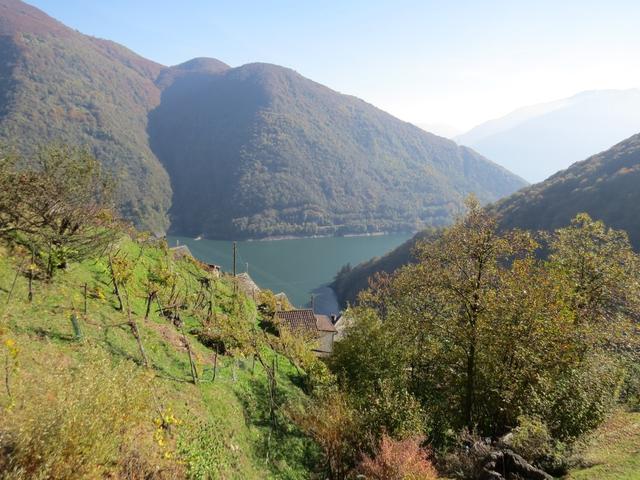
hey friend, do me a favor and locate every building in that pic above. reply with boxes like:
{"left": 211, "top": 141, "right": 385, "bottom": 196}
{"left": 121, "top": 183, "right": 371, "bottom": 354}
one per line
{"left": 274, "top": 309, "right": 338, "bottom": 356}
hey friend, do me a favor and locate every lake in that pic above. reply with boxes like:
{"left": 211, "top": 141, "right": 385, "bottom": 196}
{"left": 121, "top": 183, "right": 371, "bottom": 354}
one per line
{"left": 166, "top": 234, "right": 411, "bottom": 314}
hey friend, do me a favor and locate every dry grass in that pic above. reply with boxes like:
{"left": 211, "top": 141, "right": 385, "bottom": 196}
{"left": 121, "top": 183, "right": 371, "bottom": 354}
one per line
{"left": 0, "top": 344, "right": 180, "bottom": 479}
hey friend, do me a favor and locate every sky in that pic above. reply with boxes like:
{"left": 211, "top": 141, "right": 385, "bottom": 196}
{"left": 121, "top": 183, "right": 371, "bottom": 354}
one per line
{"left": 28, "top": 0, "right": 640, "bottom": 135}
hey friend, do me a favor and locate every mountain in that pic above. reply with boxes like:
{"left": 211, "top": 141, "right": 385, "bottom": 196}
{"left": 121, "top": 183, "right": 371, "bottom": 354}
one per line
{"left": 0, "top": 0, "right": 526, "bottom": 239}
{"left": 417, "top": 122, "right": 462, "bottom": 138}
{"left": 0, "top": 0, "right": 171, "bottom": 232}
{"left": 332, "top": 132, "right": 640, "bottom": 307}
{"left": 491, "top": 132, "right": 640, "bottom": 248}
{"left": 149, "top": 62, "right": 526, "bottom": 239}
{"left": 456, "top": 89, "right": 640, "bottom": 183}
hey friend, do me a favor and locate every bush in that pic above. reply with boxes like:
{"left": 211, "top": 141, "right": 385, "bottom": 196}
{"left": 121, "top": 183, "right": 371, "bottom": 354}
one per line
{"left": 0, "top": 345, "right": 177, "bottom": 479}
{"left": 507, "top": 416, "right": 569, "bottom": 475}
{"left": 508, "top": 416, "right": 553, "bottom": 461}
{"left": 358, "top": 435, "right": 438, "bottom": 480}
{"left": 288, "top": 390, "right": 362, "bottom": 479}
{"left": 537, "top": 354, "right": 625, "bottom": 442}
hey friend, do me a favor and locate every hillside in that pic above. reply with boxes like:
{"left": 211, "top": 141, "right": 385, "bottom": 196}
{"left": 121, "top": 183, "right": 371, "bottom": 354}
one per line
{"left": 491, "top": 132, "right": 640, "bottom": 249}
{"left": 332, "top": 132, "right": 640, "bottom": 307}
{"left": 456, "top": 89, "right": 640, "bottom": 182}
{"left": 0, "top": 236, "right": 319, "bottom": 478}
{"left": 0, "top": 0, "right": 171, "bottom": 232}
{"left": 149, "top": 61, "right": 526, "bottom": 239}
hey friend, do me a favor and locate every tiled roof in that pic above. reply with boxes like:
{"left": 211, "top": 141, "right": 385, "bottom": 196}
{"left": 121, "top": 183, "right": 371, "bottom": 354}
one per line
{"left": 275, "top": 309, "right": 317, "bottom": 333}
{"left": 275, "top": 310, "right": 338, "bottom": 334}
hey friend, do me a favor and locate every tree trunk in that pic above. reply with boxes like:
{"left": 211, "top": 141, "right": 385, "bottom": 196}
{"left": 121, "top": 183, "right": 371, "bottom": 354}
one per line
{"left": 465, "top": 341, "right": 476, "bottom": 430}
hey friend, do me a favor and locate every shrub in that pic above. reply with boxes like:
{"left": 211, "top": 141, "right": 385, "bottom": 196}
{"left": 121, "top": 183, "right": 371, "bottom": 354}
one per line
{"left": 508, "top": 416, "right": 553, "bottom": 461}
{"left": 507, "top": 416, "right": 569, "bottom": 475}
{"left": 288, "top": 390, "right": 362, "bottom": 479}
{"left": 358, "top": 435, "right": 438, "bottom": 480}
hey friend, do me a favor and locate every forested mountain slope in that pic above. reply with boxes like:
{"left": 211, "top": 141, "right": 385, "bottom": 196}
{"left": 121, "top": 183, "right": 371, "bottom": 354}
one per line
{"left": 333, "top": 132, "right": 640, "bottom": 306}
{"left": 0, "top": 0, "right": 526, "bottom": 239}
{"left": 0, "top": 0, "right": 171, "bottom": 231}
{"left": 491, "top": 132, "right": 640, "bottom": 248}
{"left": 149, "top": 62, "right": 526, "bottom": 239}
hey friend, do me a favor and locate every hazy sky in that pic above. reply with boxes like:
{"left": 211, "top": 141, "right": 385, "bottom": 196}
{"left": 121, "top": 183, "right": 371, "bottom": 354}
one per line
{"left": 29, "top": 0, "right": 640, "bottom": 134}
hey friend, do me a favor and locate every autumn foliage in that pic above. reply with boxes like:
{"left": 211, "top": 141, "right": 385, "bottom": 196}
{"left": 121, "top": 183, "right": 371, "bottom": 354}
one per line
{"left": 358, "top": 435, "right": 438, "bottom": 480}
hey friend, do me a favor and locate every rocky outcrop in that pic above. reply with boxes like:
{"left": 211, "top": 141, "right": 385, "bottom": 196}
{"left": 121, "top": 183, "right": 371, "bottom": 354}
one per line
{"left": 479, "top": 449, "right": 553, "bottom": 480}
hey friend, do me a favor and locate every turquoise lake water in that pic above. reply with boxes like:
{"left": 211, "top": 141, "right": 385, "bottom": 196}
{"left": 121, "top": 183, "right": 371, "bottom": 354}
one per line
{"left": 166, "top": 234, "right": 411, "bottom": 313}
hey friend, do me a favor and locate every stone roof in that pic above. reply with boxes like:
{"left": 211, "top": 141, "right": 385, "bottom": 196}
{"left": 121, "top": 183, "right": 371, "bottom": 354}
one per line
{"left": 275, "top": 309, "right": 338, "bottom": 334}
{"left": 315, "top": 314, "right": 338, "bottom": 333}
{"left": 275, "top": 309, "right": 337, "bottom": 355}
{"left": 275, "top": 309, "right": 317, "bottom": 333}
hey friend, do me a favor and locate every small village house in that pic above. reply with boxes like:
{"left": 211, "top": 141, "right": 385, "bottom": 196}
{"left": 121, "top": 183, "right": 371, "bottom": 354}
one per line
{"left": 275, "top": 309, "right": 338, "bottom": 356}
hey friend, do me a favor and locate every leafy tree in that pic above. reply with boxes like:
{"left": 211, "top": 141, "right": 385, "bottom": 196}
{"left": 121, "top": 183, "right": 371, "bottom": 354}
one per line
{"left": 333, "top": 202, "right": 640, "bottom": 448}
{"left": 0, "top": 146, "right": 120, "bottom": 277}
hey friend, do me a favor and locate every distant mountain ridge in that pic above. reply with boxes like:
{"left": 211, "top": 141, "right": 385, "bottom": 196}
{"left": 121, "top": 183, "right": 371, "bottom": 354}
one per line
{"left": 0, "top": 0, "right": 526, "bottom": 238}
{"left": 457, "top": 89, "right": 640, "bottom": 182}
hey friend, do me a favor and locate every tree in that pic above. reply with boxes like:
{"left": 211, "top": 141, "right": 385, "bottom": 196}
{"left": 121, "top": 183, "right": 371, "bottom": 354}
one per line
{"left": 0, "top": 145, "right": 119, "bottom": 277}
{"left": 334, "top": 201, "right": 639, "bottom": 446}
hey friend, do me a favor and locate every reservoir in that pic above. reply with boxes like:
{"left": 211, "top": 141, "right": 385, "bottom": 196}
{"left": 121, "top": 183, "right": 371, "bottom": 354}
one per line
{"left": 166, "top": 234, "right": 411, "bottom": 313}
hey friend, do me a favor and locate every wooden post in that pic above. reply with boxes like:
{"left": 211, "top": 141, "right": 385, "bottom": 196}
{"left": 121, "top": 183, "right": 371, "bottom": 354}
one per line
{"left": 212, "top": 349, "right": 218, "bottom": 382}
{"left": 182, "top": 329, "right": 198, "bottom": 384}
{"left": 83, "top": 283, "right": 88, "bottom": 316}
{"left": 144, "top": 291, "right": 155, "bottom": 320}
{"left": 28, "top": 249, "right": 34, "bottom": 303}
{"left": 233, "top": 242, "right": 237, "bottom": 277}
{"left": 5, "top": 258, "right": 25, "bottom": 306}
{"left": 108, "top": 255, "right": 124, "bottom": 311}
{"left": 70, "top": 312, "right": 83, "bottom": 340}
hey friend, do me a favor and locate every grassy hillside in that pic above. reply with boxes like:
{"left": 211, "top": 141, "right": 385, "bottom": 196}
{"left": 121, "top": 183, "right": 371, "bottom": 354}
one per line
{"left": 149, "top": 62, "right": 526, "bottom": 239}
{"left": 568, "top": 410, "right": 640, "bottom": 480}
{"left": 491, "top": 132, "right": 640, "bottom": 249}
{"left": 0, "top": 236, "right": 318, "bottom": 479}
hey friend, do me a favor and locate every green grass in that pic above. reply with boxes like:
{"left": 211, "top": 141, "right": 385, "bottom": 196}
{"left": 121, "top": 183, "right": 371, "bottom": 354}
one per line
{"left": 0, "top": 237, "right": 317, "bottom": 479}
{"left": 567, "top": 410, "right": 640, "bottom": 480}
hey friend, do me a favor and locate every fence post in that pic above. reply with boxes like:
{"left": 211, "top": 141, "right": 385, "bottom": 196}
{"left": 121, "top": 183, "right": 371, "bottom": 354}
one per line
{"left": 70, "top": 312, "right": 83, "bottom": 340}
{"left": 83, "top": 283, "right": 88, "bottom": 316}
